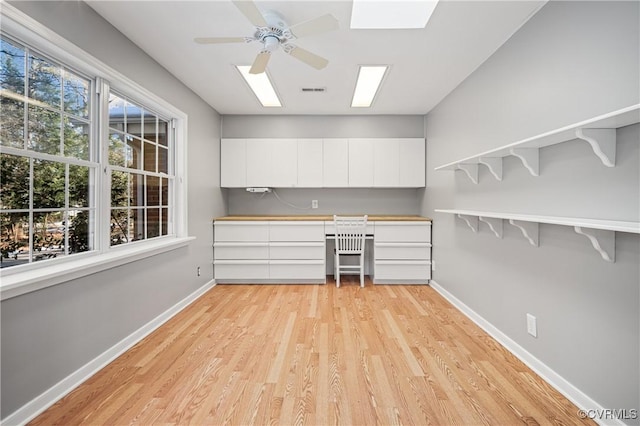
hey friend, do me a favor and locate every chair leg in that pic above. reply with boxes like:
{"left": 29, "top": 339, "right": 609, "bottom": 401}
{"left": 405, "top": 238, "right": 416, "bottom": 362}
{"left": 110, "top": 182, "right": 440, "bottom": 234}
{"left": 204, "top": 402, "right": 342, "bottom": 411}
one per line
{"left": 360, "top": 255, "right": 364, "bottom": 287}
{"left": 335, "top": 253, "right": 340, "bottom": 288}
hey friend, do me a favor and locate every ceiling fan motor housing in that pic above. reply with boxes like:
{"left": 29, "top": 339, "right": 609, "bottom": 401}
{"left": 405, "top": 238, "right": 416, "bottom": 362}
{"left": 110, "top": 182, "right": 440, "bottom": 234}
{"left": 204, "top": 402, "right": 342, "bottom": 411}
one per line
{"left": 254, "top": 10, "right": 293, "bottom": 51}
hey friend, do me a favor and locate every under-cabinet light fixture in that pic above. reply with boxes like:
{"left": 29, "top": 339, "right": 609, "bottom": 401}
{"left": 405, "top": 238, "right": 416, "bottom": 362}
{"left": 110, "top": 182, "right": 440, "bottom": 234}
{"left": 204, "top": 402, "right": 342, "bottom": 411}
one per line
{"left": 350, "top": 0, "right": 440, "bottom": 29}
{"left": 351, "top": 65, "right": 388, "bottom": 108}
{"left": 236, "top": 65, "right": 282, "bottom": 107}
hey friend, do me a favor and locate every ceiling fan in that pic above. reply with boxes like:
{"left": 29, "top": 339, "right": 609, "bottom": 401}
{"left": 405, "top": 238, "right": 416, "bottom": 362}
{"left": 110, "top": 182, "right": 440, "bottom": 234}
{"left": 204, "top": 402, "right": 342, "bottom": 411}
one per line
{"left": 195, "top": 0, "right": 339, "bottom": 74}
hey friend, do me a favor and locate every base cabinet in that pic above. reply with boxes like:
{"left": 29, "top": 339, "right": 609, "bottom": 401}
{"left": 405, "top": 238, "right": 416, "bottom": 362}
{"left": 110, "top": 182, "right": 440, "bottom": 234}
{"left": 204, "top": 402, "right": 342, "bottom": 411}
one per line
{"left": 214, "top": 221, "right": 326, "bottom": 284}
{"left": 214, "top": 219, "right": 432, "bottom": 285}
{"left": 373, "top": 222, "right": 432, "bottom": 284}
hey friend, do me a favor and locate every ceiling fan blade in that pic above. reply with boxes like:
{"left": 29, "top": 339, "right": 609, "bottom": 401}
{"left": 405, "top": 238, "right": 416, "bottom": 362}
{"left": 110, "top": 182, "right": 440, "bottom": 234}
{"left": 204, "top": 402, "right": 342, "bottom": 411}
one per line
{"left": 232, "top": 0, "right": 268, "bottom": 27}
{"left": 289, "top": 14, "right": 339, "bottom": 39}
{"left": 194, "top": 37, "right": 248, "bottom": 44}
{"left": 286, "top": 45, "right": 329, "bottom": 70}
{"left": 249, "top": 51, "right": 271, "bottom": 74}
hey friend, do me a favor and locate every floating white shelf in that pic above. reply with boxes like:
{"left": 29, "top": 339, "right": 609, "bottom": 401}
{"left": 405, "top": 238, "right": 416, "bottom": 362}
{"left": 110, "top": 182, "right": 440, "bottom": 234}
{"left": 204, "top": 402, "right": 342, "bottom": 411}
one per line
{"left": 435, "top": 209, "right": 640, "bottom": 262}
{"left": 435, "top": 104, "right": 640, "bottom": 183}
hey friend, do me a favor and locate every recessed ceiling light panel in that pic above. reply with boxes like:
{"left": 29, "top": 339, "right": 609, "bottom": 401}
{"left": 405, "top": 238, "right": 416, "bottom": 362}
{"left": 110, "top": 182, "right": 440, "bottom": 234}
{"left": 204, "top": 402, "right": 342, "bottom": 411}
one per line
{"left": 236, "top": 65, "right": 282, "bottom": 107}
{"left": 351, "top": 65, "right": 388, "bottom": 108}
{"left": 351, "top": 0, "right": 439, "bottom": 29}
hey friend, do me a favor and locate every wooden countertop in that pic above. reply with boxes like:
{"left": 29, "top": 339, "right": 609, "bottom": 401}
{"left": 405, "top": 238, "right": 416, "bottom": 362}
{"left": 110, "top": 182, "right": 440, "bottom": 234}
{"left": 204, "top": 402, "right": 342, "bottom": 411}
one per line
{"left": 214, "top": 215, "right": 432, "bottom": 222}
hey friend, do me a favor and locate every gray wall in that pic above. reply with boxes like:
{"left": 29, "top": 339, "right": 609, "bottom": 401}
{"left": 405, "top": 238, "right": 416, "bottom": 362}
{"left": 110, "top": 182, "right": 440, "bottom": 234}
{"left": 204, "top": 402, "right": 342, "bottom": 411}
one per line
{"left": 1, "top": 1, "right": 225, "bottom": 419}
{"left": 423, "top": 1, "right": 639, "bottom": 421}
{"left": 222, "top": 115, "right": 425, "bottom": 215}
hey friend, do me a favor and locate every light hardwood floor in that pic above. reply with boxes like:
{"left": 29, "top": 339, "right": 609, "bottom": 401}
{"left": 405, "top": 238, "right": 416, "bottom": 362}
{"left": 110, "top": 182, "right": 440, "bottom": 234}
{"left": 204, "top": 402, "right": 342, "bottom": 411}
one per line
{"left": 31, "top": 277, "right": 594, "bottom": 425}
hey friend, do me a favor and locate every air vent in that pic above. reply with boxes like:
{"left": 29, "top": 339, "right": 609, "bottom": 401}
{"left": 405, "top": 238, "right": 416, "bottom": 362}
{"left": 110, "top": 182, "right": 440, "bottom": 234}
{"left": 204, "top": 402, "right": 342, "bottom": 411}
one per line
{"left": 301, "top": 87, "right": 326, "bottom": 93}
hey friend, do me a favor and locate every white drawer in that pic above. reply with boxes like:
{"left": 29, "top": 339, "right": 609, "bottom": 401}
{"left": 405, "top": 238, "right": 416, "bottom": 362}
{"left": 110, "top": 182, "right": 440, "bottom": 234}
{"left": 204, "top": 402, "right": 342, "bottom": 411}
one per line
{"left": 374, "top": 260, "right": 431, "bottom": 281}
{"left": 214, "top": 242, "right": 269, "bottom": 260}
{"left": 269, "top": 260, "right": 325, "bottom": 280}
{"left": 324, "top": 221, "right": 375, "bottom": 235}
{"left": 214, "top": 260, "right": 269, "bottom": 280}
{"left": 374, "top": 242, "right": 431, "bottom": 260}
{"left": 269, "top": 242, "right": 325, "bottom": 260}
{"left": 215, "top": 222, "right": 269, "bottom": 242}
{"left": 269, "top": 222, "right": 324, "bottom": 242}
{"left": 374, "top": 222, "right": 431, "bottom": 243}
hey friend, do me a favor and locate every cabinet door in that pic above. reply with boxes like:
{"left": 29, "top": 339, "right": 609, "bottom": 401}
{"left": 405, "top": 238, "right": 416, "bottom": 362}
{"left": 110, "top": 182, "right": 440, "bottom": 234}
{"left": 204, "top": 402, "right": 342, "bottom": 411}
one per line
{"left": 323, "top": 139, "right": 349, "bottom": 187}
{"left": 246, "top": 139, "right": 273, "bottom": 187}
{"left": 214, "top": 221, "right": 270, "bottom": 242}
{"left": 374, "top": 222, "right": 431, "bottom": 242}
{"left": 399, "top": 138, "right": 425, "bottom": 187}
{"left": 220, "top": 139, "right": 246, "bottom": 187}
{"left": 246, "top": 139, "right": 297, "bottom": 187}
{"left": 269, "top": 222, "right": 325, "bottom": 242}
{"left": 348, "top": 139, "right": 374, "bottom": 187}
{"left": 297, "top": 139, "right": 323, "bottom": 187}
{"left": 373, "top": 138, "right": 399, "bottom": 187}
{"left": 270, "top": 139, "right": 298, "bottom": 187}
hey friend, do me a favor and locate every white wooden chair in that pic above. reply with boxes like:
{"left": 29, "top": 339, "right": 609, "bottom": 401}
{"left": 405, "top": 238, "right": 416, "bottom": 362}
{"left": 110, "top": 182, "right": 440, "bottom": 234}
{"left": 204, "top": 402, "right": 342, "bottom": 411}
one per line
{"left": 333, "top": 215, "right": 368, "bottom": 288}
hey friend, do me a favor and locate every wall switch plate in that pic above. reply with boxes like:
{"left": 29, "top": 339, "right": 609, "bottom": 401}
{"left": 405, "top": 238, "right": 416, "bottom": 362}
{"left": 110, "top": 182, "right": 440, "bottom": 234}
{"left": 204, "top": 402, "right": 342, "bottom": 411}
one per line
{"left": 312, "top": 200, "right": 318, "bottom": 209}
{"left": 431, "top": 260, "right": 436, "bottom": 271}
{"left": 527, "top": 313, "right": 537, "bottom": 337}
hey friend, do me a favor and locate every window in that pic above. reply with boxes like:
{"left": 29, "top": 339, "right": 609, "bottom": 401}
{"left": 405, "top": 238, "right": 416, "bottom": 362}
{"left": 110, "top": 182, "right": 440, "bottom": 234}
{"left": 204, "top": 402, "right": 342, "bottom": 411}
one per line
{"left": 0, "top": 7, "right": 187, "bottom": 291}
{"left": 1, "top": 36, "right": 96, "bottom": 268}
{"left": 107, "top": 93, "right": 173, "bottom": 245}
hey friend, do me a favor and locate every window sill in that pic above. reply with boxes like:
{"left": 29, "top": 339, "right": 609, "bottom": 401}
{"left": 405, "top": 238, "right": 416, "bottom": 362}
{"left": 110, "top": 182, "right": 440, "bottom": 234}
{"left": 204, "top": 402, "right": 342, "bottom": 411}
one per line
{"left": 0, "top": 237, "right": 195, "bottom": 301}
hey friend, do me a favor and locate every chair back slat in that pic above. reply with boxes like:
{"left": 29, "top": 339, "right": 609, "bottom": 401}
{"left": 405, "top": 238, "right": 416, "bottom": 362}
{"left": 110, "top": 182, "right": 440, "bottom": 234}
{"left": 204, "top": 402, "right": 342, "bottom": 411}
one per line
{"left": 334, "top": 215, "right": 367, "bottom": 254}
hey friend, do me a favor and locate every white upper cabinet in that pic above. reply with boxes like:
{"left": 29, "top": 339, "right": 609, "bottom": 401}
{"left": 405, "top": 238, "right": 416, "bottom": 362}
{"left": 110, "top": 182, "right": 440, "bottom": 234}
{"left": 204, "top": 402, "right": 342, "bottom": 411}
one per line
{"left": 220, "top": 139, "right": 246, "bottom": 188}
{"left": 399, "top": 138, "right": 426, "bottom": 187}
{"left": 270, "top": 139, "right": 298, "bottom": 187}
{"left": 373, "top": 139, "right": 400, "bottom": 187}
{"left": 298, "top": 139, "right": 323, "bottom": 187}
{"left": 348, "top": 139, "right": 375, "bottom": 187}
{"left": 246, "top": 139, "right": 272, "bottom": 187}
{"left": 323, "top": 139, "right": 349, "bottom": 187}
{"left": 220, "top": 137, "right": 425, "bottom": 188}
{"left": 246, "top": 138, "right": 297, "bottom": 187}
{"left": 373, "top": 138, "right": 426, "bottom": 187}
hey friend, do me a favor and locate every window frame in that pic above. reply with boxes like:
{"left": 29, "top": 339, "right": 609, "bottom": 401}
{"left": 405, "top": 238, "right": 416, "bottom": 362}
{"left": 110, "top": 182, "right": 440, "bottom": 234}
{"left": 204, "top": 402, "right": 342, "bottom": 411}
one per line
{"left": 0, "top": 4, "right": 191, "bottom": 301}
{"left": 105, "top": 89, "right": 176, "bottom": 246}
{"left": 1, "top": 34, "right": 99, "bottom": 266}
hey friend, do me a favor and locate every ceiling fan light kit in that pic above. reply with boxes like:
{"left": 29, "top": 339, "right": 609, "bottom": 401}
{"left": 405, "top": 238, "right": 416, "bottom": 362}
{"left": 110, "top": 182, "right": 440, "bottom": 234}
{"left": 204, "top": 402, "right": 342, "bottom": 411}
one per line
{"left": 195, "top": 0, "right": 338, "bottom": 75}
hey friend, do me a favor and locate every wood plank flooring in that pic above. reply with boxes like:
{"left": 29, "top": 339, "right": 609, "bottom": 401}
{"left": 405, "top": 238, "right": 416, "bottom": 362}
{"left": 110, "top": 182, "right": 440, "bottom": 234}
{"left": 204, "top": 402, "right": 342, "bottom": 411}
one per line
{"left": 30, "top": 277, "right": 594, "bottom": 425}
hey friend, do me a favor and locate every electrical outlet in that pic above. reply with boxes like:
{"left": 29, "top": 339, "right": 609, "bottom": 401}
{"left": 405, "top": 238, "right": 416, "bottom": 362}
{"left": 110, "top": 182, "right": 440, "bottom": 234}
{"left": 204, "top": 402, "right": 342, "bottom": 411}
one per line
{"left": 312, "top": 200, "right": 318, "bottom": 209}
{"left": 431, "top": 260, "right": 436, "bottom": 271}
{"left": 527, "top": 313, "right": 537, "bottom": 337}
{"left": 197, "top": 266, "right": 201, "bottom": 277}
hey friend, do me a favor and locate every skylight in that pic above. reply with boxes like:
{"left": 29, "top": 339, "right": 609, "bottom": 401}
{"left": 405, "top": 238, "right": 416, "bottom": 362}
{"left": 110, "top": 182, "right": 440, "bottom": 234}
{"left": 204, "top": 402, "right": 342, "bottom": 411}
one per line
{"left": 236, "top": 66, "right": 282, "bottom": 107}
{"left": 350, "top": 0, "right": 440, "bottom": 29}
{"left": 351, "top": 65, "right": 388, "bottom": 108}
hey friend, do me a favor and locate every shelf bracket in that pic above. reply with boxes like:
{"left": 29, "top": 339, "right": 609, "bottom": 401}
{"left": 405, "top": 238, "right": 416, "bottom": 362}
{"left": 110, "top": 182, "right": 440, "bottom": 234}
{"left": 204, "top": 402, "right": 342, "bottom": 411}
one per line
{"left": 478, "top": 157, "right": 503, "bottom": 181}
{"left": 574, "top": 226, "right": 615, "bottom": 262}
{"left": 510, "top": 148, "right": 539, "bottom": 176}
{"left": 456, "top": 214, "right": 478, "bottom": 233}
{"left": 575, "top": 128, "right": 616, "bottom": 167}
{"left": 456, "top": 164, "right": 479, "bottom": 184}
{"left": 509, "top": 220, "right": 539, "bottom": 247}
{"left": 479, "top": 216, "right": 503, "bottom": 238}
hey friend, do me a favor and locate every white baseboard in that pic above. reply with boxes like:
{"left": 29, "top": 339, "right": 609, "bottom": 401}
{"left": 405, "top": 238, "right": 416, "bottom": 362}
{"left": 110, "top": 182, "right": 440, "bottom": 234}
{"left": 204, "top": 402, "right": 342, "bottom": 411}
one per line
{"left": 3, "top": 280, "right": 216, "bottom": 426}
{"left": 429, "top": 280, "right": 623, "bottom": 426}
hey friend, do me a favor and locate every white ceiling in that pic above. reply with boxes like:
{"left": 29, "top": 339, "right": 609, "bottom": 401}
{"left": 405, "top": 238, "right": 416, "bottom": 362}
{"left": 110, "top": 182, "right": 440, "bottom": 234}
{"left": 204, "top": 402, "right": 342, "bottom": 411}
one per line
{"left": 87, "top": 0, "right": 546, "bottom": 115}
